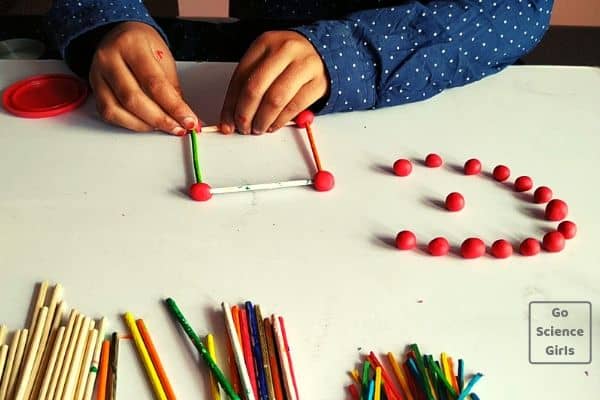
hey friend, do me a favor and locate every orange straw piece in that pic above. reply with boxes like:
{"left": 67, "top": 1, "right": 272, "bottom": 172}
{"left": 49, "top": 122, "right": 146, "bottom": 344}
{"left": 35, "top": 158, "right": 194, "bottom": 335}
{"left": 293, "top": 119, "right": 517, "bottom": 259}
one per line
{"left": 305, "top": 124, "right": 323, "bottom": 171}
{"left": 96, "top": 340, "right": 110, "bottom": 400}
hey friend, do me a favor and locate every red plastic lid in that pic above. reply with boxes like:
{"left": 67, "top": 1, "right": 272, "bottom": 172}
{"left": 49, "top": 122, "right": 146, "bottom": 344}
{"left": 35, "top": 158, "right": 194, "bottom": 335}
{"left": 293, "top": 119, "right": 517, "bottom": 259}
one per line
{"left": 2, "top": 73, "right": 88, "bottom": 118}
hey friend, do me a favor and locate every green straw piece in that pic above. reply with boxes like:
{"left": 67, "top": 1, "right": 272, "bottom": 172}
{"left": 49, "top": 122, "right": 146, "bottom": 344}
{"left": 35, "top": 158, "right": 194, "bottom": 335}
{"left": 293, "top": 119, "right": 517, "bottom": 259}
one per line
{"left": 430, "top": 359, "right": 458, "bottom": 398}
{"left": 410, "top": 345, "right": 435, "bottom": 400}
{"left": 361, "top": 361, "right": 371, "bottom": 400}
{"left": 165, "top": 298, "right": 240, "bottom": 400}
{"left": 190, "top": 129, "right": 203, "bottom": 183}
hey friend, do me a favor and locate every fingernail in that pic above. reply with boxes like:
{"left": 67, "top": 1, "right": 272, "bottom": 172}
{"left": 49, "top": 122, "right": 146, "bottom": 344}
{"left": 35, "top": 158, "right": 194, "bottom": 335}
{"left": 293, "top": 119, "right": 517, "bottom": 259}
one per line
{"left": 267, "top": 126, "right": 274, "bottom": 133}
{"left": 183, "top": 117, "right": 196, "bottom": 130}
{"left": 252, "top": 127, "right": 262, "bottom": 135}
{"left": 172, "top": 127, "right": 186, "bottom": 136}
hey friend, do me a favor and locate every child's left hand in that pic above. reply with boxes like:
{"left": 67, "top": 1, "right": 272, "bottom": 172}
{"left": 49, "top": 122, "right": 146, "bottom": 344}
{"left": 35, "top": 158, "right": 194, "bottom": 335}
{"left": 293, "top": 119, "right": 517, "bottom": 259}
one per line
{"left": 219, "top": 31, "right": 328, "bottom": 135}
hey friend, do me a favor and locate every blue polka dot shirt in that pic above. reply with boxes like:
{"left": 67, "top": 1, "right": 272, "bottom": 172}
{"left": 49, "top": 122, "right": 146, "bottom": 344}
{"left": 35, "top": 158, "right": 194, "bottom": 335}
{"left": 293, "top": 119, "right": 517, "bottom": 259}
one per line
{"left": 48, "top": 0, "right": 553, "bottom": 115}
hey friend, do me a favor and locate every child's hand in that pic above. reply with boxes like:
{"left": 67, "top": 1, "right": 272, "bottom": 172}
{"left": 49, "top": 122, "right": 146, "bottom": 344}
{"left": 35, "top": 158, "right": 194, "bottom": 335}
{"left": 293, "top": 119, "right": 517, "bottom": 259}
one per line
{"left": 220, "top": 31, "right": 328, "bottom": 135}
{"left": 89, "top": 22, "right": 198, "bottom": 135}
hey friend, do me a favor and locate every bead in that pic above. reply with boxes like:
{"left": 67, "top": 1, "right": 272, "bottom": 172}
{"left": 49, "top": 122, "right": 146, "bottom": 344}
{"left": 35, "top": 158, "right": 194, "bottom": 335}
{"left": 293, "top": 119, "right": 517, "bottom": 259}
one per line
{"left": 492, "top": 165, "right": 510, "bottom": 182}
{"left": 519, "top": 238, "right": 541, "bottom": 256}
{"left": 460, "top": 238, "right": 486, "bottom": 259}
{"left": 545, "top": 199, "right": 568, "bottom": 221}
{"left": 557, "top": 221, "right": 577, "bottom": 239}
{"left": 533, "top": 186, "right": 553, "bottom": 203}
{"left": 445, "top": 192, "right": 465, "bottom": 212}
{"left": 393, "top": 159, "right": 413, "bottom": 177}
{"left": 313, "top": 170, "right": 335, "bottom": 191}
{"left": 514, "top": 176, "right": 533, "bottom": 192}
{"left": 428, "top": 237, "right": 450, "bottom": 256}
{"left": 464, "top": 159, "right": 482, "bottom": 175}
{"left": 189, "top": 182, "right": 212, "bottom": 201}
{"left": 490, "top": 239, "right": 513, "bottom": 258}
{"left": 542, "top": 231, "right": 566, "bottom": 252}
{"left": 425, "top": 153, "right": 443, "bottom": 168}
{"left": 395, "top": 230, "right": 417, "bottom": 250}
{"left": 294, "top": 110, "right": 314, "bottom": 128}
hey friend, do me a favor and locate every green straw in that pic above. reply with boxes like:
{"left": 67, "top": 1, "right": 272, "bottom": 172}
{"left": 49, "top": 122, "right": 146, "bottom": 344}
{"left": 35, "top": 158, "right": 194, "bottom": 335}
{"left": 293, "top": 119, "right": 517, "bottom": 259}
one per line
{"left": 190, "top": 129, "right": 203, "bottom": 183}
{"left": 165, "top": 298, "right": 240, "bottom": 400}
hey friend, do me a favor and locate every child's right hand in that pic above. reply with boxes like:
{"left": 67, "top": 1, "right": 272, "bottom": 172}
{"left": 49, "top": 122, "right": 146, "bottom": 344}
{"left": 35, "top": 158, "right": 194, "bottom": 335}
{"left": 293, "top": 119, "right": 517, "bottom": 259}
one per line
{"left": 89, "top": 22, "right": 198, "bottom": 135}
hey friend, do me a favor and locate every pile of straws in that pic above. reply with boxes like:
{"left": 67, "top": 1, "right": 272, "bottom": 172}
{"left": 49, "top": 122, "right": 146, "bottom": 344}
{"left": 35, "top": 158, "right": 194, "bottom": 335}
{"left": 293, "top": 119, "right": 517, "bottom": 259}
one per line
{"left": 125, "top": 298, "right": 299, "bottom": 400}
{"left": 348, "top": 345, "right": 483, "bottom": 400}
{"left": 0, "top": 281, "right": 108, "bottom": 400}
{"left": 187, "top": 110, "right": 335, "bottom": 202}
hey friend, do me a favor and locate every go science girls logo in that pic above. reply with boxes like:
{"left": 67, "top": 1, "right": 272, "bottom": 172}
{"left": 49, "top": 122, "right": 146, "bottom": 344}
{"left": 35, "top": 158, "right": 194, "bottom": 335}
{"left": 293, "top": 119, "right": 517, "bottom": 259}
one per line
{"left": 529, "top": 301, "right": 592, "bottom": 364}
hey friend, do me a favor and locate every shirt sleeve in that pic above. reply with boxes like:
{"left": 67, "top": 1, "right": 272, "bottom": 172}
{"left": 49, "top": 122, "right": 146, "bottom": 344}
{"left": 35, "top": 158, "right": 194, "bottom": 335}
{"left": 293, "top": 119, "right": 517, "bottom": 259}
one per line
{"left": 47, "top": 0, "right": 167, "bottom": 59}
{"left": 293, "top": 0, "right": 553, "bottom": 114}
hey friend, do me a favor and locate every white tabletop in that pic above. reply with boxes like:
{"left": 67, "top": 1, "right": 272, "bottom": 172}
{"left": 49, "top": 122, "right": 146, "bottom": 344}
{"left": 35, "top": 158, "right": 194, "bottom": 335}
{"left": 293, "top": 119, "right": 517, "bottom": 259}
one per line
{"left": 1, "top": 60, "right": 599, "bottom": 399}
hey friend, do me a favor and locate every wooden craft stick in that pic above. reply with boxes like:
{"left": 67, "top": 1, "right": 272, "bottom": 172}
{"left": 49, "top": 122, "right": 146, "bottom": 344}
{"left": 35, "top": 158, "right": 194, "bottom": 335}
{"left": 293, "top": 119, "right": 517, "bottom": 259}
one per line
{"left": 37, "top": 326, "right": 66, "bottom": 400}
{"left": 255, "top": 306, "right": 275, "bottom": 400}
{"left": 107, "top": 333, "right": 119, "bottom": 400}
{"left": 210, "top": 179, "right": 312, "bottom": 195}
{"left": 136, "top": 319, "right": 176, "bottom": 400}
{"left": 6, "top": 329, "right": 28, "bottom": 399}
{"left": 95, "top": 340, "right": 110, "bottom": 400}
{"left": 305, "top": 124, "right": 323, "bottom": 171}
{"left": 82, "top": 317, "right": 107, "bottom": 400}
{"left": 0, "top": 326, "right": 7, "bottom": 346}
{"left": 0, "top": 331, "right": 21, "bottom": 400}
{"left": 74, "top": 329, "right": 99, "bottom": 400}
{"left": 272, "top": 317, "right": 296, "bottom": 400}
{"left": 27, "top": 282, "right": 48, "bottom": 336}
{"left": 62, "top": 317, "right": 93, "bottom": 400}
{"left": 14, "top": 306, "right": 48, "bottom": 400}
{"left": 222, "top": 302, "right": 255, "bottom": 400}
{"left": 264, "top": 319, "right": 284, "bottom": 400}
{"left": 47, "top": 311, "right": 81, "bottom": 400}
{"left": 0, "top": 345, "right": 9, "bottom": 391}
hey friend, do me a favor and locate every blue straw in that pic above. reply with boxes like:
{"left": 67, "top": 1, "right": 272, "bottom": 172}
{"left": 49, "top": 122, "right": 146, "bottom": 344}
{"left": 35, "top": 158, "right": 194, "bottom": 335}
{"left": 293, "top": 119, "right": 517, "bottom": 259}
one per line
{"left": 246, "top": 302, "right": 268, "bottom": 400}
{"left": 367, "top": 380, "right": 375, "bottom": 400}
{"left": 457, "top": 373, "right": 483, "bottom": 400}
{"left": 470, "top": 394, "right": 480, "bottom": 400}
{"left": 458, "top": 359, "right": 464, "bottom": 392}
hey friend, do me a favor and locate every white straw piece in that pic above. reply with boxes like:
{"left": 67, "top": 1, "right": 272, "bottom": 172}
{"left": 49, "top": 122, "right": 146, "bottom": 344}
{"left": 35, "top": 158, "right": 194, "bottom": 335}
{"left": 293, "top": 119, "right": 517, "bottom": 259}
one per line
{"left": 36, "top": 326, "right": 65, "bottom": 400}
{"left": 0, "top": 331, "right": 20, "bottom": 400}
{"left": 81, "top": 317, "right": 106, "bottom": 400}
{"left": 221, "top": 302, "right": 256, "bottom": 400}
{"left": 272, "top": 316, "right": 297, "bottom": 400}
{"left": 74, "top": 329, "right": 98, "bottom": 400}
{"left": 54, "top": 314, "right": 85, "bottom": 400}
{"left": 62, "top": 318, "right": 93, "bottom": 400}
{"left": 6, "top": 329, "right": 28, "bottom": 400}
{"left": 211, "top": 179, "right": 313, "bottom": 195}
{"left": 14, "top": 307, "right": 49, "bottom": 400}
{"left": 45, "top": 310, "right": 79, "bottom": 400}
{"left": 0, "top": 326, "right": 7, "bottom": 346}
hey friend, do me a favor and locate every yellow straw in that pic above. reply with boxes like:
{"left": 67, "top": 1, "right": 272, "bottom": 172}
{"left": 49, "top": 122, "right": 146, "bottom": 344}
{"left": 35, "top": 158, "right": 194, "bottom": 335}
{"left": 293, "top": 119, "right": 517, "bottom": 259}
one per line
{"left": 350, "top": 369, "right": 361, "bottom": 386}
{"left": 387, "top": 352, "right": 414, "bottom": 400}
{"left": 123, "top": 313, "right": 167, "bottom": 400}
{"left": 206, "top": 334, "right": 221, "bottom": 400}
{"left": 374, "top": 367, "right": 382, "bottom": 400}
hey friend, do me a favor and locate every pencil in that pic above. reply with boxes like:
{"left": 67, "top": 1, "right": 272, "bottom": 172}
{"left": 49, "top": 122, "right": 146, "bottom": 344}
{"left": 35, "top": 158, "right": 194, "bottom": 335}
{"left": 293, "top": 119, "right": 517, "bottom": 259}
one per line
{"left": 107, "top": 332, "right": 119, "bottom": 400}
{"left": 206, "top": 334, "right": 221, "bottom": 400}
{"left": 136, "top": 319, "right": 176, "bottom": 400}
{"left": 74, "top": 328, "right": 99, "bottom": 400}
{"left": 45, "top": 310, "right": 79, "bottom": 400}
{"left": 164, "top": 299, "right": 240, "bottom": 400}
{"left": 387, "top": 352, "right": 414, "bottom": 400}
{"left": 82, "top": 317, "right": 107, "bottom": 400}
{"left": 37, "top": 326, "right": 66, "bottom": 400}
{"left": 96, "top": 340, "right": 110, "bottom": 400}
{"left": 222, "top": 302, "right": 255, "bottom": 400}
{"left": 374, "top": 367, "right": 382, "bottom": 400}
{"left": 123, "top": 313, "right": 166, "bottom": 400}
{"left": 272, "top": 316, "right": 296, "bottom": 400}
{"left": 14, "top": 306, "right": 48, "bottom": 400}
{"left": 263, "top": 319, "right": 284, "bottom": 400}
{"left": 277, "top": 317, "right": 299, "bottom": 399}
{"left": 239, "top": 308, "right": 259, "bottom": 399}
{"left": 255, "top": 306, "right": 275, "bottom": 400}
{"left": 0, "top": 331, "right": 21, "bottom": 400}
{"left": 246, "top": 302, "right": 268, "bottom": 400}
{"left": 0, "top": 345, "right": 8, "bottom": 392}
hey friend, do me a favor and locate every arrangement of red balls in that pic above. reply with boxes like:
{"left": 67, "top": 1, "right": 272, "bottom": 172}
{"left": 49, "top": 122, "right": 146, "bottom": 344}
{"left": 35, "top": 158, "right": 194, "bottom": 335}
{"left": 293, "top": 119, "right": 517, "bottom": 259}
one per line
{"left": 393, "top": 154, "right": 577, "bottom": 259}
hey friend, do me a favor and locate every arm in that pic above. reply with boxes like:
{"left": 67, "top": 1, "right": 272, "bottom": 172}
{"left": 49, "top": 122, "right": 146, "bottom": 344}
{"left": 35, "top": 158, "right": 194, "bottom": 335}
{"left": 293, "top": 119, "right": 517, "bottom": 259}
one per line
{"left": 292, "top": 0, "right": 553, "bottom": 114}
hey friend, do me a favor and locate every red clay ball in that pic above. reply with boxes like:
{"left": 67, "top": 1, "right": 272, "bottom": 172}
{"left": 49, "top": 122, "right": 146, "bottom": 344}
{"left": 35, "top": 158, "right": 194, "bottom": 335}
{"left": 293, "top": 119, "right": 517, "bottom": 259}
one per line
{"left": 393, "top": 159, "right": 413, "bottom": 177}
{"left": 460, "top": 238, "right": 486, "bottom": 259}
{"left": 558, "top": 221, "right": 577, "bottom": 239}
{"left": 543, "top": 231, "right": 566, "bottom": 252}
{"left": 464, "top": 159, "right": 482, "bottom": 175}
{"left": 533, "top": 186, "right": 553, "bottom": 203}
{"left": 545, "top": 199, "right": 568, "bottom": 221}
{"left": 313, "top": 170, "right": 335, "bottom": 192}
{"left": 294, "top": 110, "right": 314, "bottom": 128}
{"left": 514, "top": 176, "right": 533, "bottom": 192}
{"left": 445, "top": 192, "right": 465, "bottom": 212}
{"left": 492, "top": 165, "right": 510, "bottom": 182}
{"left": 395, "top": 230, "right": 417, "bottom": 250}
{"left": 519, "top": 238, "right": 541, "bottom": 256}
{"left": 491, "top": 239, "right": 513, "bottom": 258}
{"left": 189, "top": 183, "right": 212, "bottom": 201}
{"left": 425, "top": 153, "right": 443, "bottom": 168}
{"left": 428, "top": 237, "right": 450, "bottom": 256}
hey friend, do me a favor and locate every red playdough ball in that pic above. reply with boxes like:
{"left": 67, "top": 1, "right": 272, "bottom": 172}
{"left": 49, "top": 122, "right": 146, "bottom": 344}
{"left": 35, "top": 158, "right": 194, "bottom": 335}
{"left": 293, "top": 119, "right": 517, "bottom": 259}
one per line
{"left": 445, "top": 192, "right": 465, "bottom": 212}
{"left": 558, "top": 221, "right": 577, "bottom": 239}
{"left": 491, "top": 239, "right": 513, "bottom": 258}
{"left": 428, "top": 237, "right": 450, "bottom": 256}
{"left": 189, "top": 183, "right": 212, "bottom": 201}
{"left": 492, "top": 165, "right": 510, "bottom": 182}
{"left": 464, "top": 159, "right": 482, "bottom": 175}
{"left": 533, "top": 186, "right": 553, "bottom": 203}
{"left": 545, "top": 199, "right": 568, "bottom": 221}
{"left": 313, "top": 170, "right": 335, "bottom": 191}
{"left": 395, "top": 230, "right": 417, "bottom": 250}
{"left": 393, "top": 159, "right": 413, "bottom": 177}
{"left": 294, "top": 110, "right": 314, "bottom": 128}
{"left": 514, "top": 176, "right": 533, "bottom": 192}
{"left": 543, "top": 231, "right": 566, "bottom": 252}
{"left": 425, "top": 153, "right": 443, "bottom": 168}
{"left": 460, "top": 238, "right": 486, "bottom": 259}
{"left": 519, "top": 238, "right": 541, "bottom": 256}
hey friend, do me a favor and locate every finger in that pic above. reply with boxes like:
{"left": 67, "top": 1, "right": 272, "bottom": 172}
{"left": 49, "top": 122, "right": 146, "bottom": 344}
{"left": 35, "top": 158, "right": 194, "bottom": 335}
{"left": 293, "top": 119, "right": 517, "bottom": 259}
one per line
{"left": 233, "top": 48, "right": 295, "bottom": 135}
{"left": 90, "top": 72, "right": 153, "bottom": 132}
{"left": 251, "top": 60, "right": 315, "bottom": 134}
{"left": 269, "top": 79, "right": 327, "bottom": 132}
{"left": 102, "top": 57, "right": 185, "bottom": 135}
{"left": 125, "top": 48, "right": 198, "bottom": 131}
{"left": 220, "top": 42, "right": 267, "bottom": 134}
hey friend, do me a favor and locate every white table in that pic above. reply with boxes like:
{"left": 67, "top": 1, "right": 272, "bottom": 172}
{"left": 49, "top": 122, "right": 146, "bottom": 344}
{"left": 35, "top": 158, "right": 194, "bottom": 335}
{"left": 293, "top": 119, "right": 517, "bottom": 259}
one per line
{"left": 1, "top": 60, "right": 599, "bottom": 399}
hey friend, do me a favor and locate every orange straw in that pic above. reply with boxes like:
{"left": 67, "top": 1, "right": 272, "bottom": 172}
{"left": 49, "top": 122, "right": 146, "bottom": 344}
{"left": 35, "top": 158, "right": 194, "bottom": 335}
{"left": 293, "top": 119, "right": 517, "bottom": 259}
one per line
{"left": 231, "top": 306, "right": 242, "bottom": 344}
{"left": 447, "top": 356, "right": 460, "bottom": 393}
{"left": 305, "top": 124, "right": 323, "bottom": 171}
{"left": 96, "top": 340, "right": 110, "bottom": 400}
{"left": 136, "top": 319, "right": 177, "bottom": 400}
